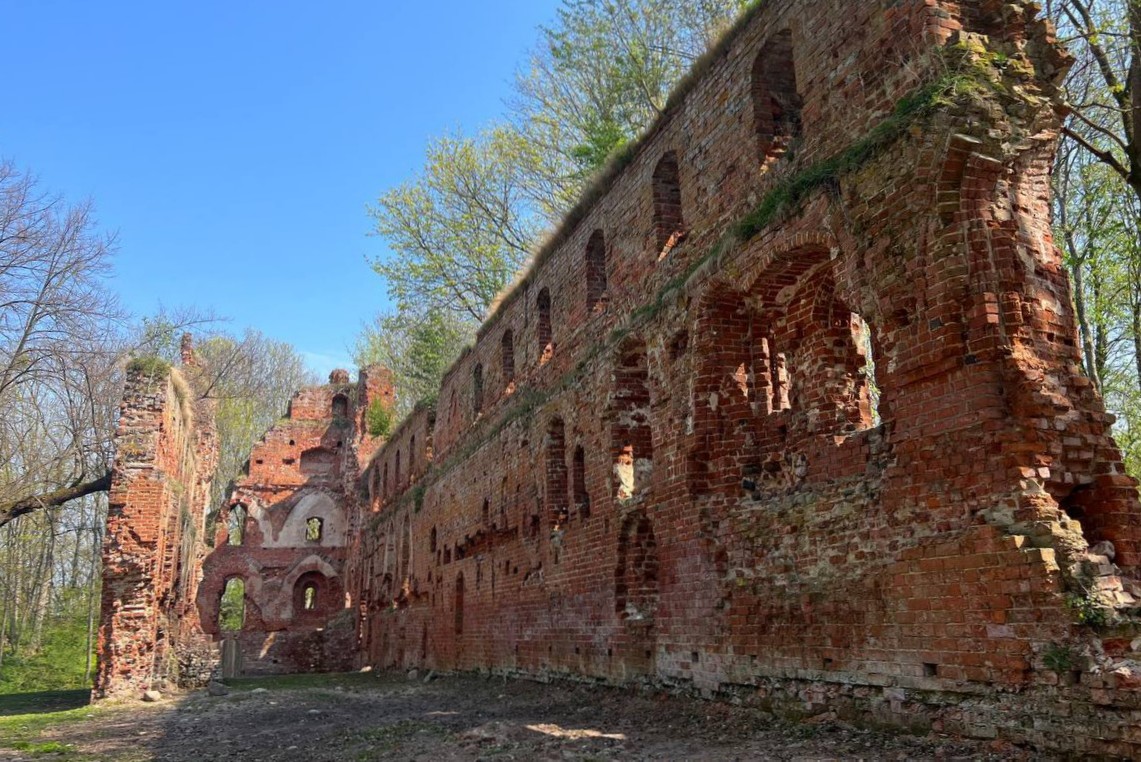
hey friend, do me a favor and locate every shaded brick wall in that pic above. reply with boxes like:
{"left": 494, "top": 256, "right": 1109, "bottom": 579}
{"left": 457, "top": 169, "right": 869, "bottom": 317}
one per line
{"left": 350, "top": 1, "right": 1141, "bottom": 755}
{"left": 196, "top": 368, "right": 392, "bottom": 676}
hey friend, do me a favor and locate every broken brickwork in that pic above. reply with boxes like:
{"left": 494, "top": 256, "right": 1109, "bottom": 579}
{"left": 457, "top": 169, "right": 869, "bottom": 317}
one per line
{"left": 95, "top": 338, "right": 218, "bottom": 700}
{"left": 350, "top": 1, "right": 1141, "bottom": 755}
{"left": 195, "top": 368, "right": 393, "bottom": 676}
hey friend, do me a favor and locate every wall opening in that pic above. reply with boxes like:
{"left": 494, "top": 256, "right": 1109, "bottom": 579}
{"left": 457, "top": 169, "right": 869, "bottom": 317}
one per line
{"left": 752, "top": 29, "right": 802, "bottom": 164}
{"left": 219, "top": 577, "right": 245, "bottom": 632}
{"left": 227, "top": 504, "right": 248, "bottom": 546}
{"left": 299, "top": 447, "right": 336, "bottom": 477}
{"left": 305, "top": 517, "right": 323, "bottom": 543}
{"left": 473, "top": 363, "right": 484, "bottom": 415}
{"left": 853, "top": 313, "right": 881, "bottom": 427}
{"left": 547, "top": 417, "right": 569, "bottom": 528}
{"left": 610, "top": 340, "right": 654, "bottom": 501}
{"left": 573, "top": 445, "right": 590, "bottom": 519}
{"left": 430, "top": 526, "right": 438, "bottom": 554}
{"left": 502, "top": 329, "right": 515, "bottom": 387}
{"left": 537, "top": 288, "right": 553, "bottom": 364}
{"left": 454, "top": 574, "right": 465, "bottom": 637}
{"left": 652, "top": 152, "right": 684, "bottom": 255}
{"left": 292, "top": 571, "right": 327, "bottom": 616}
{"left": 382, "top": 462, "right": 389, "bottom": 498}
{"left": 332, "top": 393, "right": 349, "bottom": 419}
{"left": 394, "top": 450, "right": 402, "bottom": 490}
{"left": 400, "top": 515, "right": 412, "bottom": 583}
{"left": 482, "top": 498, "right": 490, "bottom": 527}
{"left": 586, "top": 229, "right": 607, "bottom": 312}
{"left": 615, "top": 512, "right": 659, "bottom": 621}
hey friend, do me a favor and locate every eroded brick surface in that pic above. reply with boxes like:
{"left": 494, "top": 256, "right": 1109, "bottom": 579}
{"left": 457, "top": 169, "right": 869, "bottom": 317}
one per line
{"left": 97, "top": 1, "right": 1141, "bottom": 754}
{"left": 349, "top": 1, "right": 1141, "bottom": 756}
{"left": 95, "top": 339, "right": 218, "bottom": 700}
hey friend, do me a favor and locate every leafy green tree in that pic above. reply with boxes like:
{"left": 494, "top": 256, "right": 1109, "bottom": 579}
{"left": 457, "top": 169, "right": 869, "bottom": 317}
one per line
{"left": 353, "top": 308, "right": 472, "bottom": 418}
{"left": 194, "top": 331, "right": 318, "bottom": 512}
{"left": 1048, "top": 0, "right": 1141, "bottom": 480}
{"left": 367, "top": 128, "right": 541, "bottom": 324}
{"left": 511, "top": 0, "right": 750, "bottom": 216}
{"left": 361, "top": 1, "right": 749, "bottom": 412}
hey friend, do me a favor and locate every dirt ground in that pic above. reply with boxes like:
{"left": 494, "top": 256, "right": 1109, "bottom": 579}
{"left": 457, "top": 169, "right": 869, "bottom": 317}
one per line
{"left": 1, "top": 672, "right": 1048, "bottom": 761}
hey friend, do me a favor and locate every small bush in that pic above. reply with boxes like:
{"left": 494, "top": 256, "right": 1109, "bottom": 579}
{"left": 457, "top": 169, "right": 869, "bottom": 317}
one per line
{"left": 1065, "top": 593, "right": 1111, "bottom": 627}
{"left": 367, "top": 399, "right": 394, "bottom": 438}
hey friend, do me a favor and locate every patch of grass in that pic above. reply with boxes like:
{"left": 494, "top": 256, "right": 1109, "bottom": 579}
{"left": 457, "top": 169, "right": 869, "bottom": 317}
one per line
{"left": 126, "top": 355, "right": 171, "bottom": 378}
{"left": 0, "top": 701, "right": 98, "bottom": 753}
{"left": 12, "top": 740, "right": 71, "bottom": 753}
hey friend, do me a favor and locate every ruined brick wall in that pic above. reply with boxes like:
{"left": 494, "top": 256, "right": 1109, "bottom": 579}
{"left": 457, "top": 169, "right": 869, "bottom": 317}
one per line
{"left": 196, "top": 368, "right": 392, "bottom": 676}
{"left": 95, "top": 341, "right": 218, "bottom": 700}
{"left": 350, "top": 1, "right": 1141, "bottom": 755}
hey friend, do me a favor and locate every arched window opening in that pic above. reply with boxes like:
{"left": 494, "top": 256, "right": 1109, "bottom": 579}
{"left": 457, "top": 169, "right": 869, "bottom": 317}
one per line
{"left": 430, "top": 526, "right": 438, "bottom": 554}
{"left": 573, "top": 445, "right": 590, "bottom": 519}
{"left": 227, "top": 504, "right": 248, "bottom": 546}
{"left": 482, "top": 498, "right": 490, "bottom": 526}
{"left": 615, "top": 512, "right": 659, "bottom": 621}
{"left": 306, "top": 517, "right": 323, "bottom": 543}
{"left": 537, "top": 288, "right": 553, "bottom": 364}
{"left": 409, "top": 435, "right": 417, "bottom": 475}
{"left": 652, "top": 153, "right": 684, "bottom": 254}
{"left": 770, "top": 342, "right": 791, "bottom": 413}
{"left": 454, "top": 574, "right": 465, "bottom": 636}
{"left": 400, "top": 515, "right": 412, "bottom": 581}
{"left": 586, "top": 229, "right": 607, "bottom": 312}
{"left": 752, "top": 29, "right": 802, "bottom": 165}
{"left": 394, "top": 450, "right": 402, "bottom": 490}
{"left": 303, "top": 584, "right": 317, "bottom": 610}
{"left": 292, "top": 571, "right": 327, "bottom": 616}
{"left": 610, "top": 340, "right": 654, "bottom": 501}
{"left": 473, "top": 363, "right": 484, "bottom": 415}
{"left": 546, "top": 418, "right": 569, "bottom": 527}
{"left": 219, "top": 578, "right": 245, "bottom": 631}
{"left": 332, "top": 393, "right": 349, "bottom": 419}
{"left": 382, "top": 462, "right": 389, "bottom": 497}
{"left": 502, "top": 330, "right": 516, "bottom": 388}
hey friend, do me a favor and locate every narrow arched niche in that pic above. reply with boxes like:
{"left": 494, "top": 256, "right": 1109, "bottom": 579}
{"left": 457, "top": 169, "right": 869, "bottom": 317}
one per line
{"left": 652, "top": 153, "right": 684, "bottom": 253}
{"left": 752, "top": 29, "right": 803, "bottom": 165}
{"left": 537, "top": 288, "right": 553, "bottom": 364}
{"left": 586, "top": 229, "right": 607, "bottom": 311}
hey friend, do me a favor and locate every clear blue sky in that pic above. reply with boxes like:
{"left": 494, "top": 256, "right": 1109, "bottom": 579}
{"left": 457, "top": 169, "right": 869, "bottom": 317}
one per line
{"left": 2, "top": 1, "right": 560, "bottom": 376}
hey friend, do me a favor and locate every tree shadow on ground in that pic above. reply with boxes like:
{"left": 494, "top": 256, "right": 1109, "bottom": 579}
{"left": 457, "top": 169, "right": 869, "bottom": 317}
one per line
{"left": 0, "top": 689, "right": 89, "bottom": 717}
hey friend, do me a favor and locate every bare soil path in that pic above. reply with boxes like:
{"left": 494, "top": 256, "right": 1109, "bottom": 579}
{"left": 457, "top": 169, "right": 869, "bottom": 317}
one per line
{"left": 1, "top": 672, "right": 1045, "bottom": 761}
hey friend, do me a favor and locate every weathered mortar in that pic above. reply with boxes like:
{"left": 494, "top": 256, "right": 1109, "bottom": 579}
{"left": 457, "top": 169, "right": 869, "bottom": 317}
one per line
{"left": 351, "top": 1, "right": 1141, "bottom": 755}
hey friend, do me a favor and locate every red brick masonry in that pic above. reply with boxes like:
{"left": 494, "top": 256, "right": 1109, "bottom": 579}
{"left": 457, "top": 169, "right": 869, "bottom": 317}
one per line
{"left": 99, "top": 1, "right": 1141, "bottom": 755}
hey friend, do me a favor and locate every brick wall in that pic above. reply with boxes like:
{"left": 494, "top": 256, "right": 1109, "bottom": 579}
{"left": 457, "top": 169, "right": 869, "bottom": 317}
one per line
{"left": 95, "top": 343, "right": 218, "bottom": 700}
{"left": 350, "top": 1, "right": 1141, "bottom": 755}
{"left": 195, "top": 368, "right": 392, "bottom": 676}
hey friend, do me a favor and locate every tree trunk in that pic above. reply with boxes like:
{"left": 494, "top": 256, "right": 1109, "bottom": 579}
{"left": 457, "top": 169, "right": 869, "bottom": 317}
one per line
{"left": 0, "top": 472, "right": 112, "bottom": 528}
{"left": 1069, "top": 246, "right": 1102, "bottom": 391}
